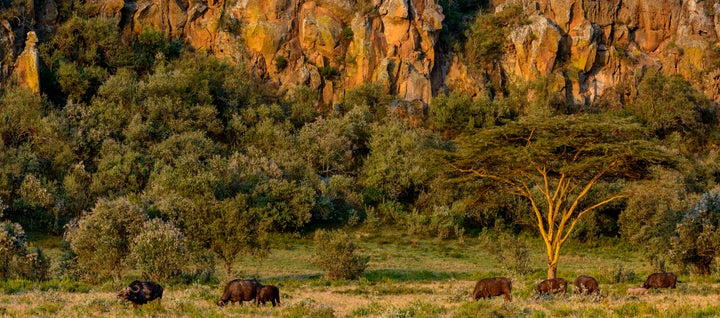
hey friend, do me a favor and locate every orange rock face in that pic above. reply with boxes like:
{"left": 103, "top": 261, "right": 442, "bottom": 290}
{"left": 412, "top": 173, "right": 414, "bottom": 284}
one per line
{"left": 13, "top": 31, "right": 40, "bottom": 95}
{"left": 5, "top": 0, "right": 720, "bottom": 105}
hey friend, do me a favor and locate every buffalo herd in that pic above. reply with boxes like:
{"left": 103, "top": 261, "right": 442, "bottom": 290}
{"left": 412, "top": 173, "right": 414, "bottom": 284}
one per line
{"left": 118, "top": 272, "right": 678, "bottom": 307}
{"left": 471, "top": 272, "right": 680, "bottom": 302}
{"left": 117, "top": 278, "right": 281, "bottom": 308}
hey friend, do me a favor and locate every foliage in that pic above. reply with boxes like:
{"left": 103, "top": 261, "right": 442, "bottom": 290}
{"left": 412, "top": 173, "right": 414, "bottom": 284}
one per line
{"left": 341, "top": 26, "right": 354, "bottom": 41}
{"left": 133, "top": 28, "right": 182, "bottom": 74}
{"left": 318, "top": 66, "right": 339, "bottom": 79}
{"left": 464, "top": 5, "right": 524, "bottom": 72}
{"left": 670, "top": 190, "right": 720, "bottom": 275}
{"left": 313, "top": 229, "right": 369, "bottom": 280}
{"left": 341, "top": 83, "right": 393, "bottom": 119}
{"left": 631, "top": 70, "right": 718, "bottom": 144}
{"left": 274, "top": 55, "right": 288, "bottom": 71}
{"left": 362, "top": 114, "right": 431, "bottom": 203}
{"left": 402, "top": 205, "right": 465, "bottom": 241}
{"left": 63, "top": 197, "right": 147, "bottom": 282}
{"left": 441, "top": 113, "right": 677, "bottom": 278}
{"left": 0, "top": 87, "right": 44, "bottom": 147}
{"left": 0, "top": 196, "right": 49, "bottom": 281}
{"left": 485, "top": 233, "right": 533, "bottom": 275}
{"left": 618, "top": 167, "right": 688, "bottom": 265}
{"left": 128, "top": 218, "right": 187, "bottom": 281}
{"left": 437, "top": 0, "right": 489, "bottom": 51}
{"left": 297, "top": 116, "right": 353, "bottom": 176}
{"left": 429, "top": 91, "right": 516, "bottom": 138}
{"left": 0, "top": 220, "right": 28, "bottom": 280}
{"left": 142, "top": 147, "right": 305, "bottom": 276}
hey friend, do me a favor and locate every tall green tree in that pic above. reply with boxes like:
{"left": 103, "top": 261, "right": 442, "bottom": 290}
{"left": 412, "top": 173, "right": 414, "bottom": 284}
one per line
{"left": 362, "top": 114, "right": 431, "bottom": 203}
{"left": 441, "top": 114, "right": 675, "bottom": 278}
{"left": 670, "top": 190, "right": 720, "bottom": 275}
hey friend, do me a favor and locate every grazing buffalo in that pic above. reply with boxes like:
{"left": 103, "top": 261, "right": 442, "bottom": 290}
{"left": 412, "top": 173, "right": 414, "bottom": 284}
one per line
{"left": 217, "top": 279, "right": 263, "bottom": 306}
{"left": 573, "top": 275, "right": 600, "bottom": 296}
{"left": 627, "top": 287, "right": 648, "bottom": 296}
{"left": 472, "top": 277, "right": 512, "bottom": 302}
{"left": 257, "top": 285, "right": 280, "bottom": 307}
{"left": 117, "top": 280, "right": 163, "bottom": 307}
{"left": 537, "top": 278, "right": 567, "bottom": 296}
{"left": 641, "top": 272, "right": 678, "bottom": 289}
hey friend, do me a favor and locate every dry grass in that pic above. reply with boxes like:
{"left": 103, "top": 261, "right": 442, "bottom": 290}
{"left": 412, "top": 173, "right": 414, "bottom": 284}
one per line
{"left": 1, "top": 281, "right": 719, "bottom": 317}
{"left": 2, "top": 231, "right": 719, "bottom": 317}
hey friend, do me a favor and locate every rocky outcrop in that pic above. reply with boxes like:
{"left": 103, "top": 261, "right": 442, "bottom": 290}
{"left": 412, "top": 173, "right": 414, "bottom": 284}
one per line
{"left": 441, "top": 0, "right": 720, "bottom": 104}
{"left": 104, "top": 0, "right": 444, "bottom": 107}
{"left": 12, "top": 31, "right": 40, "bottom": 94}
{"left": 3, "top": 0, "right": 720, "bottom": 106}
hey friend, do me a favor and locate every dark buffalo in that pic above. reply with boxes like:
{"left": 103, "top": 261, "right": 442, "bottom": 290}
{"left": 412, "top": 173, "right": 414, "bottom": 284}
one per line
{"left": 641, "top": 272, "right": 678, "bottom": 289}
{"left": 573, "top": 275, "right": 600, "bottom": 295}
{"left": 537, "top": 278, "right": 567, "bottom": 296}
{"left": 472, "top": 277, "right": 512, "bottom": 302}
{"left": 257, "top": 285, "right": 281, "bottom": 307}
{"left": 217, "top": 279, "right": 263, "bottom": 306}
{"left": 117, "top": 280, "right": 163, "bottom": 307}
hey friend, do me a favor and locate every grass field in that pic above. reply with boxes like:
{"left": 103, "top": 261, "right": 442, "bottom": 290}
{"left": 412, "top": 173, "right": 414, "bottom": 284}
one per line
{"left": 2, "top": 230, "right": 720, "bottom": 317}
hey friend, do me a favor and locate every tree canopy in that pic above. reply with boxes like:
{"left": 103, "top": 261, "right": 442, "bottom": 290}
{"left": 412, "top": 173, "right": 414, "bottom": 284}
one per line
{"left": 441, "top": 114, "right": 677, "bottom": 278}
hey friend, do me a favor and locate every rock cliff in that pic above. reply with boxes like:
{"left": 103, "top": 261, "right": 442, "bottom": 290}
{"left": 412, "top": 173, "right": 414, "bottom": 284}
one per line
{"left": 3, "top": 0, "right": 720, "bottom": 106}
{"left": 441, "top": 0, "right": 720, "bottom": 105}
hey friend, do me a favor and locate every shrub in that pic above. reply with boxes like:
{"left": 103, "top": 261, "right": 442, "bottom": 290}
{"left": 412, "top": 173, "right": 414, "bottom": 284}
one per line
{"left": 22, "top": 246, "right": 51, "bottom": 281}
{"left": 341, "top": 83, "right": 392, "bottom": 118}
{"left": 313, "top": 229, "right": 369, "bottom": 280}
{"left": 485, "top": 233, "right": 532, "bottom": 275}
{"left": 318, "top": 66, "right": 340, "bottom": 79}
{"left": 0, "top": 220, "right": 29, "bottom": 280}
{"left": 274, "top": 55, "right": 288, "bottom": 71}
{"left": 670, "top": 190, "right": 720, "bottom": 275}
{"left": 403, "top": 205, "right": 465, "bottom": 241}
{"left": 129, "top": 218, "right": 187, "bottom": 281}
{"left": 341, "top": 26, "right": 354, "bottom": 41}
{"left": 63, "top": 197, "right": 147, "bottom": 282}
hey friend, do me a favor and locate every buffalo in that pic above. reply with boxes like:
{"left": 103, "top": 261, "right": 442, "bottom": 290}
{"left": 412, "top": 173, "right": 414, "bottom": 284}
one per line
{"left": 573, "top": 275, "right": 600, "bottom": 296}
{"left": 217, "top": 279, "right": 263, "bottom": 306}
{"left": 117, "top": 280, "right": 163, "bottom": 307}
{"left": 472, "top": 277, "right": 512, "bottom": 302}
{"left": 536, "top": 278, "right": 567, "bottom": 296}
{"left": 641, "top": 272, "right": 678, "bottom": 289}
{"left": 257, "top": 285, "right": 281, "bottom": 307}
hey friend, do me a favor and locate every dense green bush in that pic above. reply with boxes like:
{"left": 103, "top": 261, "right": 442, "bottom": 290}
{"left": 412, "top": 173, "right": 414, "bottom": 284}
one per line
{"left": 618, "top": 168, "right": 688, "bottom": 265}
{"left": 464, "top": 5, "right": 524, "bottom": 72}
{"left": 670, "top": 190, "right": 720, "bottom": 275}
{"left": 0, "top": 200, "right": 49, "bottom": 281}
{"left": 128, "top": 218, "right": 187, "bottom": 281}
{"left": 63, "top": 197, "right": 147, "bottom": 282}
{"left": 361, "top": 114, "right": 431, "bottom": 202}
{"left": 0, "top": 220, "right": 28, "bottom": 280}
{"left": 631, "top": 70, "right": 718, "bottom": 144}
{"left": 313, "top": 229, "right": 369, "bottom": 280}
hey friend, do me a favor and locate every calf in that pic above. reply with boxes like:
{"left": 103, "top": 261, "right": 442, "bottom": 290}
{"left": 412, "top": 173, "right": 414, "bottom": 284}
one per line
{"left": 257, "top": 285, "right": 280, "bottom": 307}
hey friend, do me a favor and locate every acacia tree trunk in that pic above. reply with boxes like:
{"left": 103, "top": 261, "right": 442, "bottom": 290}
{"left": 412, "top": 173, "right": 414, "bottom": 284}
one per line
{"left": 547, "top": 261, "right": 557, "bottom": 279}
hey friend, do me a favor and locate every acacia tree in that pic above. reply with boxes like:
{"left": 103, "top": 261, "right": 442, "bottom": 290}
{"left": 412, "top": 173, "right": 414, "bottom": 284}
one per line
{"left": 443, "top": 114, "right": 675, "bottom": 278}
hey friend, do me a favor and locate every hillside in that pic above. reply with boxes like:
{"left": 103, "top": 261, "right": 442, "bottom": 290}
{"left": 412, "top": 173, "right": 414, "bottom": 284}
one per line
{"left": 0, "top": 0, "right": 720, "bottom": 309}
